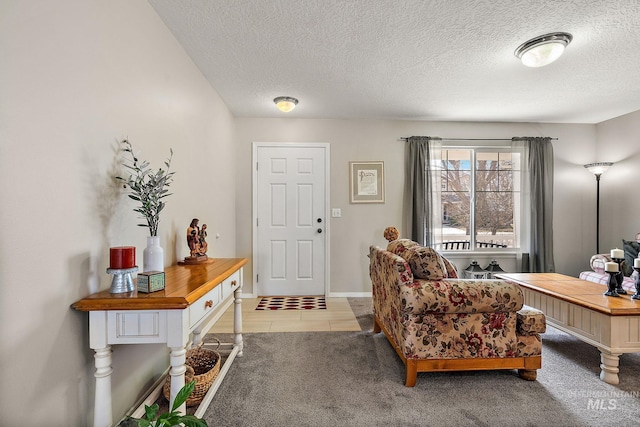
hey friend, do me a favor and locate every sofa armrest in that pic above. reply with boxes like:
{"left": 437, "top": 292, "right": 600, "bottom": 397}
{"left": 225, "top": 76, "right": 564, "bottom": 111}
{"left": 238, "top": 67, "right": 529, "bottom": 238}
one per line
{"left": 400, "top": 279, "right": 524, "bottom": 315}
{"left": 517, "top": 305, "right": 546, "bottom": 335}
{"left": 590, "top": 254, "right": 612, "bottom": 274}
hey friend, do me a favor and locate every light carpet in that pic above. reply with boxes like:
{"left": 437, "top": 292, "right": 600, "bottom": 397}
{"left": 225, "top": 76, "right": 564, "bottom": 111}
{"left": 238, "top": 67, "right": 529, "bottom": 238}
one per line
{"left": 203, "top": 298, "right": 640, "bottom": 427}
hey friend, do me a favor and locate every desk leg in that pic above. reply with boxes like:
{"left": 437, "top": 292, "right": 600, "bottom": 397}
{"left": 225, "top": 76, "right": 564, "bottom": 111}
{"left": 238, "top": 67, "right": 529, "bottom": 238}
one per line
{"left": 599, "top": 350, "right": 621, "bottom": 385}
{"left": 93, "top": 346, "right": 113, "bottom": 427}
{"left": 168, "top": 346, "right": 187, "bottom": 413}
{"left": 233, "top": 287, "right": 243, "bottom": 357}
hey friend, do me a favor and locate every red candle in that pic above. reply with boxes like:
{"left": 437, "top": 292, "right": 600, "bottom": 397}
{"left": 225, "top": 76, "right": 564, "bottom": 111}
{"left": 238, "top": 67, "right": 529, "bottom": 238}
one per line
{"left": 110, "top": 246, "right": 136, "bottom": 269}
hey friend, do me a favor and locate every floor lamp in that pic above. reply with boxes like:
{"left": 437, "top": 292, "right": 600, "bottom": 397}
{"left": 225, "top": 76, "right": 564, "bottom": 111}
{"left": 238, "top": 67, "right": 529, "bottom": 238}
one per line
{"left": 584, "top": 162, "right": 613, "bottom": 254}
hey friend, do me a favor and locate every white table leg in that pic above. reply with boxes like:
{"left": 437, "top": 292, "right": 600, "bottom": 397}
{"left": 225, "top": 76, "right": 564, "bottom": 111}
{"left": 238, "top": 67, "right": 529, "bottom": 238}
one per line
{"left": 233, "top": 287, "right": 243, "bottom": 356}
{"left": 192, "top": 326, "right": 203, "bottom": 348}
{"left": 93, "top": 346, "right": 113, "bottom": 427}
{"left": 168, "top": 346, "right": 187, "bottom": 413}
{"left": 599, "top": 350, "right": 621, "bottom": 385}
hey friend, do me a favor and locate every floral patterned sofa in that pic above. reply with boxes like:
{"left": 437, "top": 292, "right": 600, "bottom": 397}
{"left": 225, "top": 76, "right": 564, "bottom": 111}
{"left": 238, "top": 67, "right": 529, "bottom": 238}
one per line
{"left": 369, "top": 238, "right": 546, "bottom": 387}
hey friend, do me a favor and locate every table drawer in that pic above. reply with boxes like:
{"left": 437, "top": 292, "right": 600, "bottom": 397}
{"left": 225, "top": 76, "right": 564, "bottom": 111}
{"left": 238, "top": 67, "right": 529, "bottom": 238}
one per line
{"left": 221, "top": 270, "right": 241, "bottom": 299}
{"left": 189, "top": 286, "right": 221, "bottom": 328}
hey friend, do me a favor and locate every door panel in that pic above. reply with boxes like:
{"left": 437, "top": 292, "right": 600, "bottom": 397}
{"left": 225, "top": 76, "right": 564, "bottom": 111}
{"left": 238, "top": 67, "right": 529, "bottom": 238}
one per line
{"left": 256, "top": 145, "right": 327, "bottom": 296}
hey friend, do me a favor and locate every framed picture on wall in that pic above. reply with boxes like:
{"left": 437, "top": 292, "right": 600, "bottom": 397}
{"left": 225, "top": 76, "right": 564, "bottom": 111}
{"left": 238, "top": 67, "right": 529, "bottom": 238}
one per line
{"left": 349, "top": 161, "right": 385, "bottom": 203}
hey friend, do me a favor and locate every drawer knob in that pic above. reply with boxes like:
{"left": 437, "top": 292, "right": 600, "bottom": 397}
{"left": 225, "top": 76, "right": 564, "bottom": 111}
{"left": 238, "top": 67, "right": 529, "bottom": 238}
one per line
{"left": 231, "top": 280, "right": 237, "bottom": 286}
{"left": 205, "top": 300, "right": 213, "bottom": 308}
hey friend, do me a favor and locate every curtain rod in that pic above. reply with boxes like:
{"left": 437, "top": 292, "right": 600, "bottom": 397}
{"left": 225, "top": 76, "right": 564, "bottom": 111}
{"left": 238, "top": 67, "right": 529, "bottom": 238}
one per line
{"left": 399, "top": 137, "right": 558, "bottom": 141}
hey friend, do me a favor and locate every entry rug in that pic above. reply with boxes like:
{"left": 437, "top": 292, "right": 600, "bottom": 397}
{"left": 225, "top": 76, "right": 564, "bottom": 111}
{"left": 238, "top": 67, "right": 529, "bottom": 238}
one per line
{"left": 256, "top": 296, "right": 327, "bottom": 310}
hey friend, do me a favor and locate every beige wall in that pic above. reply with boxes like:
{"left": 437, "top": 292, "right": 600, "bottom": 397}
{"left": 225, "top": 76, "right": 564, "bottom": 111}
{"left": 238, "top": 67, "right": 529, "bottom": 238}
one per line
{"left": 235, "top": 119, "right": 598, "bottom": 295}
{"left": 0, "top": 1, "right": 236, "bottom": 425}
{"left": 595, "top": 109, "right": 640, "bottom": 249}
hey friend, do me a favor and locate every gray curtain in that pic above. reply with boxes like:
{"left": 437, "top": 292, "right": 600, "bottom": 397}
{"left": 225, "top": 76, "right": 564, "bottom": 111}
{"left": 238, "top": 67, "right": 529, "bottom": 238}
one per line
{"left": 404, "top": 136, "right": 433, "bottom": 246}
{"left": 513, "top": 137, "right": 555, "bottom": 273}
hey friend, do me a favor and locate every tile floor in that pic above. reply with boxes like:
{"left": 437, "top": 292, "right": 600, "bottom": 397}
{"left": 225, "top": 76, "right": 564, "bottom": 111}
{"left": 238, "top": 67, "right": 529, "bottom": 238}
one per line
{"left": 208, "top": 297, "right": 361, "bottom": 333}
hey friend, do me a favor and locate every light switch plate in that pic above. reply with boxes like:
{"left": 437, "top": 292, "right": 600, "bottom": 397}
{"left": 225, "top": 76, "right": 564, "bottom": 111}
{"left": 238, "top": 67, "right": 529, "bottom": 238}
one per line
{"left": 331, "top": 208, "right": 341, "bottom": 218}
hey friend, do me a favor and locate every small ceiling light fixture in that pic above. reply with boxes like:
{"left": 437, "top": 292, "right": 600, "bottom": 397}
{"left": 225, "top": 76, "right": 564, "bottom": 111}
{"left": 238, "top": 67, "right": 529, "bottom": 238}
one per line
{"left": 273, "top": 96, "right": 298, "bottom": 112}
{"left": 514, "top": 32, "right": 573, "bottom": 67}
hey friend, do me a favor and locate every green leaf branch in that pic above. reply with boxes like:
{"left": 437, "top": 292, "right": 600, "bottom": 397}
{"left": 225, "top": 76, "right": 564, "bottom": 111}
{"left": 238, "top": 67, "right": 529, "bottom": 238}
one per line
{"left": 115, "top": 139, "right": 175, "bottom": 236}
{"left": 124, "top": 380, "right": 208, "bottom": 427}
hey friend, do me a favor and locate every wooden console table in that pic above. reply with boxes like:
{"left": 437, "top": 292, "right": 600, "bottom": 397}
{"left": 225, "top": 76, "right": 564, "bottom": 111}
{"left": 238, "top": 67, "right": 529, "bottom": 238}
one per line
{"left": 72, "top": 258, "right": 247, "bottom": 427}
{"left": 496, "top": 273, "right": 640, "bottom": 385}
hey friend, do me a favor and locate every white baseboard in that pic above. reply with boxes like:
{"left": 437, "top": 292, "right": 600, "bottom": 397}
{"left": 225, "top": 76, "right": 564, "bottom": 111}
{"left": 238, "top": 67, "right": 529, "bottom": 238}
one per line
{"left": 327, "top": 292, "right": 371, "bottom": 298}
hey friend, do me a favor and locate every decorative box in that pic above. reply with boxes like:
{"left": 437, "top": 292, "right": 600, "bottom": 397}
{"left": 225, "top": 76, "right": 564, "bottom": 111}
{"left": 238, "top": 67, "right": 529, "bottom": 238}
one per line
{"left": 137, "top": 271, "right": 165, "bottom": 293}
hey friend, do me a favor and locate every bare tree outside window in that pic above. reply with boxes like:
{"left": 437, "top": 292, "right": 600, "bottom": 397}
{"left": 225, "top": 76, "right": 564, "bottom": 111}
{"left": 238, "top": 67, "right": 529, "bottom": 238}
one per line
{"left": 440, "top": 149, "right": 519, "bottom": 250}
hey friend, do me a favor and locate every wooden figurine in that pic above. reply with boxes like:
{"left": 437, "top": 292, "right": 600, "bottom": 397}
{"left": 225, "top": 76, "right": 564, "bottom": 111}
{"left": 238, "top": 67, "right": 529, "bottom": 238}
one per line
{"left": 180, "top": 218, "right": 210, "bottom": 265}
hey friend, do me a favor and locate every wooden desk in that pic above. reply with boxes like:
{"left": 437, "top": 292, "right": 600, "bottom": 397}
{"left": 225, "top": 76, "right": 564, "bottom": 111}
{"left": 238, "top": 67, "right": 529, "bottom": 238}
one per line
{"left": 496, "top": 273, "right": 640, "bottom": 385}
{"left": 72, "top": 258, "right": 247, "bottom": 427}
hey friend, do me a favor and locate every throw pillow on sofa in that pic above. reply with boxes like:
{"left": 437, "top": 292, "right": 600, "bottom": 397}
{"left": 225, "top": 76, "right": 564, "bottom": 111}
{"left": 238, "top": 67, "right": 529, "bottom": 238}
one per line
{"left": 387, "top": 239, "right": 419, "bottom": 256}
{"left": 622, "top": 239, "right": 640, "bottom": 277}
{"left": 403, "top": 246, "right": 448, "bottom": 280}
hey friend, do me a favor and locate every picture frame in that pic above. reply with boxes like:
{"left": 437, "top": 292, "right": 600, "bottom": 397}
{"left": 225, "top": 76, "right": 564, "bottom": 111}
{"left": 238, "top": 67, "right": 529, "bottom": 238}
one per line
{"left": 349, "top": 161, "right": 385, "bottom": 204}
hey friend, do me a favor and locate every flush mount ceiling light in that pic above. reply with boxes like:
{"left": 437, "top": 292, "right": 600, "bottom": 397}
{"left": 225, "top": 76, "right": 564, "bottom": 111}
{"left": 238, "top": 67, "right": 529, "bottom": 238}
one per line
{"left": 514, "top": 32, "right": 573, "bottom": 67}
{"left": 273, "top": 96, "right": 298, "bottom": 112}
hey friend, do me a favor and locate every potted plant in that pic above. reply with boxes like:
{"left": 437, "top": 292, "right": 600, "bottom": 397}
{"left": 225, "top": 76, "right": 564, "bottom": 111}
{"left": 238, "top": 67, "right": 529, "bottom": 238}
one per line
{"left": 121, "top": 380, "right": 208, "bottom": 427}
{"left": 116, "top": 138, "right": 175, "bottom": 272}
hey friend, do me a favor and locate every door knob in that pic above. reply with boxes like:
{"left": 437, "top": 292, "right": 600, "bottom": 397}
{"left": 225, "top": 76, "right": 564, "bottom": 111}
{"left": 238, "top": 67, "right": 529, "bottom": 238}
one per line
{"left": 317, "top": 228, "right": 323, "bottom": 233}
{"left": 317, "top": 218, "right": 322, "bottom": 223}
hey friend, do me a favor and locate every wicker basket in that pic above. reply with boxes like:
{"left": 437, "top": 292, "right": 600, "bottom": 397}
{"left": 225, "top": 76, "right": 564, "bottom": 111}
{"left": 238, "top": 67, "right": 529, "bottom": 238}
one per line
{"left": 163, "top": 345, "right": 221, "bottom": 407}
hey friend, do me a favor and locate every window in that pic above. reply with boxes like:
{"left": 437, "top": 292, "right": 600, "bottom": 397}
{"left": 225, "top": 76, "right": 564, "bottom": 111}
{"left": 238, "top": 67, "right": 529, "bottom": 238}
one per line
{"left": 439, "top": 147, "right": 520, "bottom": 251}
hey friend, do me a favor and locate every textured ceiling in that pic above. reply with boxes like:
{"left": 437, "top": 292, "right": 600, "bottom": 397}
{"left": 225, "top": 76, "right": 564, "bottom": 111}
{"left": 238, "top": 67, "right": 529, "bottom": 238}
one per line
{"left": 148, "top": 0, "right": 640, "bottom": 123}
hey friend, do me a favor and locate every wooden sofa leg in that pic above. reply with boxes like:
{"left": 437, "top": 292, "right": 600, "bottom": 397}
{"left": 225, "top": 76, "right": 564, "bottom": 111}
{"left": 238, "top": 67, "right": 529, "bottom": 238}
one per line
{"left": 373, "top": 317, "right": 381, "bottom": 333}
{"left": 518, "top": 369, "right": 537, "bottom": 381}
{"left": 405, "top": 360, "right": 418, "bottom": 387}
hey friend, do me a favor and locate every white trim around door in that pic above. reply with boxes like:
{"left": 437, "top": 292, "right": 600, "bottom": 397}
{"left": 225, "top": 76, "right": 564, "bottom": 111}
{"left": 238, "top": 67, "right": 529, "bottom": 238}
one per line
{"left": 252, "top": 142, "right": 330, "bottom": 297}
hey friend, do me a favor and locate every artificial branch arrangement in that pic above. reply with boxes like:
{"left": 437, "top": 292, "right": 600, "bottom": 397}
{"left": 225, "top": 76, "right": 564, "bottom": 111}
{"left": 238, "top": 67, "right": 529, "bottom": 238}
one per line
{"left": 116, "top": 139, "right": 175, "bottom": 236}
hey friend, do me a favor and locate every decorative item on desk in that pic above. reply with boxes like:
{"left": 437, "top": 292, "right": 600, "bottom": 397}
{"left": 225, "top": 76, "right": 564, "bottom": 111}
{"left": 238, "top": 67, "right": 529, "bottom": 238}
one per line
{"left": 484, "top": 260, "right": 505, "bottom": 279}
{"left": 110, "top": 246, "right": 136, "bottom": 269}
{"left": 137, "top": 271, "right": 165, "bottom": 293}
{"left": 179, "top": 218, "right": 212, "bottom": 265}
{"left": 106, "top": 266, "right": 138, "bottom": 294}
{"left": 463, "top": 260, "right": 489, "bottom": 279}
{"left": 604, "top": 261, "right": 620, "bottom": 297}
{"left": 143, "top": 235, "right": 164, "bottom": 273}
{"left": 115, "top": 138, "right": 175, "bottom": 272}
{"left": 107, "top": 246, "right": 138, "bottom": 293}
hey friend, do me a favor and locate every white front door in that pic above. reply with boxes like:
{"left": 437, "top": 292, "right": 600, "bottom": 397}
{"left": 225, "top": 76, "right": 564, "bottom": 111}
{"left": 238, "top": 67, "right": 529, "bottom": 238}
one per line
{"left": 254, "top": 143, "right": 329, "bottom": 296}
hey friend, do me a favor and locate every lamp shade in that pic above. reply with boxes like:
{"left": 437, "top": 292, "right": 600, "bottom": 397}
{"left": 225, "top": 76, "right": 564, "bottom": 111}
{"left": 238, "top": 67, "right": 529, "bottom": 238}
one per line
{"left": 584, "top": 162, "right": 613, "bottom": 176}
{"left": 515, "top": 32, "right": 572, "bottom": 67}
{"left": 274, "top": 96, "right": 298, "bottom": 112}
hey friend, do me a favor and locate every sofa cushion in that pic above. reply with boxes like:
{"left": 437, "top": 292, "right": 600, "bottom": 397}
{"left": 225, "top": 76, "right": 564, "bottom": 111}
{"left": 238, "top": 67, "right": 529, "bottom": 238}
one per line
{"left": 386, "top": 239, "right": 419, "bottom": 257}
{"left": 622, "top": 239, "right": 640, "bottom": 277}
{"left": 403, "top": 245, "right": 448, "bottom": 280}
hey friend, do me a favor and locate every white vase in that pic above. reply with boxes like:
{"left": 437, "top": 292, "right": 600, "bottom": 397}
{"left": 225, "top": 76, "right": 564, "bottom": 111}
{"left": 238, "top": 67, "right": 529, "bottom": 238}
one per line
{"left": 143, "top": 236, "right": 164, "bottom": 272}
